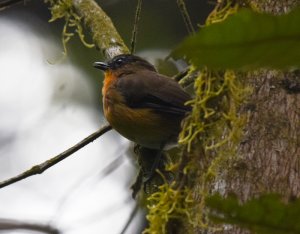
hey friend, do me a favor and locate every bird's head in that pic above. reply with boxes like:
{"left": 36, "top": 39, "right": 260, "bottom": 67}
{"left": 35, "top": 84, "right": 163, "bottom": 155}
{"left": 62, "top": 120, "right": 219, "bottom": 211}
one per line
{"left": 93, "top": 54, "right": 156, "bottom": 75}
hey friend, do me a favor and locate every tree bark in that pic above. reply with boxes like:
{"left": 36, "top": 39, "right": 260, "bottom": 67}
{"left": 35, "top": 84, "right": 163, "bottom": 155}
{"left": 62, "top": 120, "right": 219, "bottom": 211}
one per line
{"left": 72, "top": 0, "right": 129, "bottom": 59}
{"left": 224, "top": 70, "right": 300, "bottom": 200}
{"left": 213, "top": 1, "right": 300, "bottom": 233}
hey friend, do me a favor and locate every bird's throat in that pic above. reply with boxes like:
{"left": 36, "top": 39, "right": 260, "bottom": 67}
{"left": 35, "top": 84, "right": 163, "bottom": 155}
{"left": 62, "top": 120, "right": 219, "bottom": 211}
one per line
{"left": 102, "top": 71, "right": 118, "bottom": 97}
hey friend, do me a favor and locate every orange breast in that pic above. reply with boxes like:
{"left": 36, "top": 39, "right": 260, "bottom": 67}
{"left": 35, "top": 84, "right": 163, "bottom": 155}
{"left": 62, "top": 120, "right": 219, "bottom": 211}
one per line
{"left": 101, "top": 71, "right": 181, "bottom": 149}
{"left": 102, "top": 71, "right": 125, "bottom": 125}
{"left": 106, "top": 102, "right": 178, "bottom": 149}
{"left": 102, "top": 71, "right": 117, "bottom": 97}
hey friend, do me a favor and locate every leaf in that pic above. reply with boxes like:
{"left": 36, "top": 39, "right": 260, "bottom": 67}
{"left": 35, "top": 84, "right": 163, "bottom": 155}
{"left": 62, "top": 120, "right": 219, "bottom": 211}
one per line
{"left": 206, "top": 194, "right": 300, "bottom": 234}
{"left": 172, "top": 8, "right": 300, "bottom": 70}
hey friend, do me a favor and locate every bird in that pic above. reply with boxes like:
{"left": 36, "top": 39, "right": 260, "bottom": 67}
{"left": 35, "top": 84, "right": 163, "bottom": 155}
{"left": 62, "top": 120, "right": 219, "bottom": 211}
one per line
{"left": 93, "top": 54, "right": 191, "bottom": 151}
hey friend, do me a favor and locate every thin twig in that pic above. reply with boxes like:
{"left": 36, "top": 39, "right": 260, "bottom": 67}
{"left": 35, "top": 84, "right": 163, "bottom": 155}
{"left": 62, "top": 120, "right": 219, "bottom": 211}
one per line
{"left": 0, "top": 0, "right": 24, "bottom": 10}
{"left": 0, "top": 124, "right": 112, "bottom": 189}
{"left": 130, "top": 0, "right": 143, "bottom": 54}
{"left": 120, "top": 203, "right": 139, "bottom": 234}
{"left": 172, "top": 67, "right": 198, "bottom": 88}
{"left": 173, "top": 67, "right": 190, "bottom": 82}
{"left": 0, "top": 218, "right": 60, "bottom": 234}
{"left": 176, "top": 0, "right": 195, "bottom": 34}
{"left": 179, "top": 71, "right": 198, "bottom": 88}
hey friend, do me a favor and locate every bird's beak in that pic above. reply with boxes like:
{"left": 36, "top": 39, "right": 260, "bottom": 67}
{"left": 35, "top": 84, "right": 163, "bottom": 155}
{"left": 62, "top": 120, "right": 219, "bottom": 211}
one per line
{"left": 93, "top": 62, "right": 110, "bottom": 71}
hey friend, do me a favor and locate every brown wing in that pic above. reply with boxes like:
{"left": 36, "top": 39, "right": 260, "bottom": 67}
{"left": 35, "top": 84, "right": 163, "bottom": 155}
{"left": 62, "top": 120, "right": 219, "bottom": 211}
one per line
{"left": 116, "top": 70, "right": 191, "bottom": 115}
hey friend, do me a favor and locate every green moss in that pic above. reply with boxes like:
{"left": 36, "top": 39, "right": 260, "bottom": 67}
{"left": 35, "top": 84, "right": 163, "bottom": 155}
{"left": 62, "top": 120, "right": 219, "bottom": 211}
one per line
{"left": 144, "top": 1, "right": 252, "bottom": 233}
{"left": 143, "top": 182, "right": 192, "bottom": 234}
{"left": 145, "top": 69, "right": 250, "bottom": 233}
{"left": 46, "top": 0, "right": 94, "bottom": 56}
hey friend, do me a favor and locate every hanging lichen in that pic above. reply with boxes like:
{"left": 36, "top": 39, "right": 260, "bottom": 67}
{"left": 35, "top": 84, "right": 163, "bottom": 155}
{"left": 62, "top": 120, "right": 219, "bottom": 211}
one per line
{"left": 45, "top": 0, "right": 94, "bottom": 56}
{"left": 144, "top": 1, "right": 252, "bottom": 233}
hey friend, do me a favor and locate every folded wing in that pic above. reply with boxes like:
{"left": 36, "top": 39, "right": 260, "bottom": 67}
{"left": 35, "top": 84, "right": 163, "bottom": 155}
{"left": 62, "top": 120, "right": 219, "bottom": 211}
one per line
{"left": 116, "top": 71, "right": 191, "bottom": 115}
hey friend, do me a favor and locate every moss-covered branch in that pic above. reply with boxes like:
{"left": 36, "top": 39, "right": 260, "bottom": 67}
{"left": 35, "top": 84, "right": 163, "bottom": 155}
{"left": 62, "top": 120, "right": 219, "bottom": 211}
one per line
{"left": 3, "top": 1, "right": 129, "bottom": 59}
{"left": 46, "top": 0, "right": 129, "bottom": 59}
{"left": 72, "top": 0, "right": 129, "bottom": 58}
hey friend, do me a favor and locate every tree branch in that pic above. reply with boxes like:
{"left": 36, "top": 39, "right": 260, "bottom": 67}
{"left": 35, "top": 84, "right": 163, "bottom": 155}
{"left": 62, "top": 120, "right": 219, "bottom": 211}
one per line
{"left": 0, "top": 124, "right": 112, "bottom": 189}
{"left": 72, "top": 0, "right": 129, "bottom": 59}
{"left": 0, "top": 218, "right": 60, "bottom": 234}
{"left": 176, "top": 0, "right": 195, "bottom": 34}
{"left": 2, "top": 0, "right": 129, "bottom": 58}
{"left": 120, "top": 203, "right": 139, "bottom": 234}
{"left": 130, "top": 0, "right": 143, "bottom": 54}
{"left": 0, "top": 0, "right": 24, "bottom": 10}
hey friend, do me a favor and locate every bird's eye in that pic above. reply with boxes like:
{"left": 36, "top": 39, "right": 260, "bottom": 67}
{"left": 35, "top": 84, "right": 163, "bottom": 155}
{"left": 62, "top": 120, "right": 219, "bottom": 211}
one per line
{"left": 115, "top": 58, "right": 123, "bottom": 65}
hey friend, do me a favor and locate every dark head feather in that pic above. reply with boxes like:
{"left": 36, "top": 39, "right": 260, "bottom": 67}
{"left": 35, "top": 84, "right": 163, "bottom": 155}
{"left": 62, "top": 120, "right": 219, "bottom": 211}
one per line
{"left": 108, "top": 54, "right": 157, "bottom": 72}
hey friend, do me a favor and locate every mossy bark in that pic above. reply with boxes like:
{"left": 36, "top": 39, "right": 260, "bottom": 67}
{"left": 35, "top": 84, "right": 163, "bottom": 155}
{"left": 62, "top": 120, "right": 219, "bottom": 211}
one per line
{"left": 210, "top": 1, "right": 300, "bottom": 233}
{"left": 72, "top": 0, "right": 129, "bottom": 59}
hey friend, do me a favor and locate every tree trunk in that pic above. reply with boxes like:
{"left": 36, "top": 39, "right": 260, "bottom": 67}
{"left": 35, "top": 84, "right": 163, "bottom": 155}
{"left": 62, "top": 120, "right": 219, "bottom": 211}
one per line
{"left": 137, "top": 1, "right": 300, "bottom": 233}
{"left": 224, "top": 70, "right": 300, "bottom": 200}
{"left": 213, "top": 1, "right": 300, "bottom": 233}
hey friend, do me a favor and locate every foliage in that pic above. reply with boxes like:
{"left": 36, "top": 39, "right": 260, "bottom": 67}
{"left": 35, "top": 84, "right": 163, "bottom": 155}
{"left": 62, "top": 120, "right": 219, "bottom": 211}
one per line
{"left": 173, "top": 7, "right": 300, "bottom": 70}
{"left": 206, "top": 194, "right": 300, "bottom": 234}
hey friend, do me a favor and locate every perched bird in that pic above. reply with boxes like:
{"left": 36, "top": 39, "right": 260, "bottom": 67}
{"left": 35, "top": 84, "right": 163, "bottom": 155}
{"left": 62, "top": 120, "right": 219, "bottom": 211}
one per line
{"left": 93, "top": 54, "right": 191, "bottom": 150}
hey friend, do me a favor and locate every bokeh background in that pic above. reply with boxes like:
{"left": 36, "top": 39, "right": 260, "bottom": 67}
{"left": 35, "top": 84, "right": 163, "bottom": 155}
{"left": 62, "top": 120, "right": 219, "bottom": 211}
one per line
{"left": 0, "top": 1, "right": 212, "bottom": 233}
